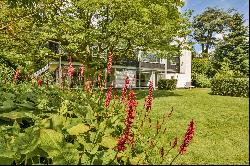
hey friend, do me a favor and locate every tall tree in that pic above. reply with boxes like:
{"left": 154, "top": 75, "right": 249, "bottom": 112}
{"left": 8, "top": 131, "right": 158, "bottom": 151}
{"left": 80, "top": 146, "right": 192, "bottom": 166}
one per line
{"left": 212, "top": 12, "right": 249, "bottom": 77}
{"left": 192, "top": 7, "right": 231, "bottom": 56}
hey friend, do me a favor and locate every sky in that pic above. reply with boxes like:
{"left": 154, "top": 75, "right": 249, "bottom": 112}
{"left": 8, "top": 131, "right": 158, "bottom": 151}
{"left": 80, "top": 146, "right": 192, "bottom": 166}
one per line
{"left": 181, "top": 0, "right": 249, "bottom": 53}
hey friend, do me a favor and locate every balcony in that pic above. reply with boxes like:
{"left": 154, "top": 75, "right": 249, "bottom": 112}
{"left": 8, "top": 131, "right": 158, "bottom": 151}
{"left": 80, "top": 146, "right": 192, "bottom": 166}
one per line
{"left": 113, "top": 60, "right": 139, "bottom": 67}
{"left": 140, "top": 62, "right": 165, "bottom": 69}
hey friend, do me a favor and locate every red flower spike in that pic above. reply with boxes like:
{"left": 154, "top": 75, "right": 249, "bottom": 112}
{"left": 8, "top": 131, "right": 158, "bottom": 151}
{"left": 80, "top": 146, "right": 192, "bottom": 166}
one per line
{"left": 107, "top": 51, "right": 113, "bottom": 75}
{"left": 179, "top": 120, "right": 195, "bottom": 155}
{"left": 144, "top": 81, "right": 153, "bottom": 111}
{"left": 105, "top": 85, "right": 113, "bottom": 108}
{"left": 116, "top": 90, "right": 137, "bottom": 152}
{"left": 37, "top": 79, "right": 42, "bottom": 86}
{"left": 121, "top": 77, "right": 130, "bottom": 103}
{"left": 13, "top": 69, "right": 20, "bottom": 81}
{"left": 68, "top": 57, "right": 74, "bottom": 78}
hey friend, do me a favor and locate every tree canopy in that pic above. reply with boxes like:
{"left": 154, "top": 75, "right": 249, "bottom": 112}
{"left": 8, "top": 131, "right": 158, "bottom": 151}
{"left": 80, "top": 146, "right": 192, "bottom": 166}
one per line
{"left": 192, "top": 7, "right": 232, "bottom": 56}
{"left": 212, "top": 12, "right": 249, "bottom": 77}
{"left": 0, "top": 0, "right": 191, "bottom": 72}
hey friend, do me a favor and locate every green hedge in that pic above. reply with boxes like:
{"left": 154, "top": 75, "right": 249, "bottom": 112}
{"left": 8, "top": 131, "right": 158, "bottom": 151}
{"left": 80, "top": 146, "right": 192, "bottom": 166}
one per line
{"left": 158, "top": 79, "right": 177, "bottom": 90}
{"left": 192, "top": 73, "right": 211, "bottom": 88}
{"left": 211, "top": 78, "right": 249, "bottom": 97}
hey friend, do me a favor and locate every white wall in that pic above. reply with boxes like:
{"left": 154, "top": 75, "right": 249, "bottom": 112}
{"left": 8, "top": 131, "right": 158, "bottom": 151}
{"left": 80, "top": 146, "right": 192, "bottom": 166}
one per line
{"left": 164, "top": 49, "right": 192, "bottom": 88}
{"left": 165, "top": 73, "right": 189, "bottom": 88}
{"left": 114, "top": 70, "right": 136, "bottom": 88}
{"left": 180, "top": 49, "right": 192, "bottom": 82}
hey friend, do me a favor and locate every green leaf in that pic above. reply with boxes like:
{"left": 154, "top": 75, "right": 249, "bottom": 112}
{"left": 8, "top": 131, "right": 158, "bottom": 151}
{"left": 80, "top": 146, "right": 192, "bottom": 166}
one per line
{"left": 52, "top": 143, "right": 80, "bottom": 165}
{"left": 81, "top": 153, "right": 90, "bottom": 165}
{"left": 51, "top": 114, "right": 65, "bottom": 131}
{"left": 0, "top": 111, "right": 34, "bottom": 120}
{"left": 89, "top": 144, "right": 99, "bottom": 155}
{"left": 67, "top": 124, "right": 90, "bottom": 135}
{"left": 0, "top": 151, "right": 15, "bottom": 165}
{"left": 89, "top": 132, "right": 96, "bottom": 142}
{"left": 37, "top": 118, "right": 50, "bottom": 128}
{"left": 13, "top": 127, "right": 40, "bottom": 155}
{"left": 0, "top": 100, "right": 15, "bottom": 110}
{"left": 16, "top": 101, "right": 35, "bottom": 109}
{"left": 100, "top": 136, "right": 117, "bottom": 149}
{"left": 39, "top": 129, "right": 64, "bottom": 157}
{"left": 102, "top": 149, "right": 117, "bottom": 165}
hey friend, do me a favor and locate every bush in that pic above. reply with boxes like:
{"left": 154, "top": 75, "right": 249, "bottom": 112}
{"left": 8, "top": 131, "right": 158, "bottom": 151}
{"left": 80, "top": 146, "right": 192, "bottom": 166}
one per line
{"left": 192, "top": 58, "right": 210, "bottom": 75}
{"left": 211, "top": 77, "right": 249, "bottom": 97}
{"left": 158, "top": 79, "right": 177, "bottom": 90}
{"left": 0, "top": 80, "right": 195, "bottom": 165}
{"left": 192, "top": 73, "right": 211, "bottom": 88}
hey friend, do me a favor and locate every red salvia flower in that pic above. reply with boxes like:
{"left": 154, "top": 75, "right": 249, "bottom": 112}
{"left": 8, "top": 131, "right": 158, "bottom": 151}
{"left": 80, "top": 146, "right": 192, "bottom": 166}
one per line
{"left": 37, "top": 79, "right": 42, "bottom": 86}
{"left": 179, "top": 120, "right": 195, "bottom": 155}
{"left": 68, "top": 57, "right": 74, "bottom": 78}
{"left": 120, "top": 77, "right": 130, "bottom": 103}
{"left": 107, "top": 51, "right": 113, "bottom": 75}
{"left": 116, "top": 90, "right": 137, "bottom": 152}
{"left": 144, "top": 81, "right": 153, "bottom": 111}
{"left": 13, "top": 69, "right": 20, "bottom": 81}
{"left": 105, "top": 85, "right": 113, "bottom": 108}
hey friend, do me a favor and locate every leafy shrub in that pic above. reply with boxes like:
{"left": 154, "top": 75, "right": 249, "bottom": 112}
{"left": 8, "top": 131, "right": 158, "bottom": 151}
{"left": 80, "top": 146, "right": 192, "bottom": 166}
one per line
{"left": 211, "top": 77, "right": 249, "bottom": 97}
{"left": 192, "top": 58, "right": 210, "bottom": 75}
{"left": 0, "top": 80, "right": 195, "bottom": 165}
{"left": 0, "top": 54, "right": 195, "bottom": 165}
{"left": 191, "top": 58, "right": 213, "bottom": 87}
{"left": 0, "top": 63, "right": 15, "bottom": 86}
{"left": 158, "top": 79, "right": 177, "bottom": 90}
{"left": 192, "top": 73, "right": 211, "bottom": 88}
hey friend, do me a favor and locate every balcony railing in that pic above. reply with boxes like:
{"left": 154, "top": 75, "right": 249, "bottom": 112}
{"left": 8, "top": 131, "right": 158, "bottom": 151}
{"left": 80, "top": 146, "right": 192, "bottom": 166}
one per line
{"left": 113, "top": 60, "right": 139, "bottom": 67}
{"left": 112, "top": 59, "right": 179, "bottom": 72}
{"left": 140, "top": 62, "right": 165, "bottom": 69}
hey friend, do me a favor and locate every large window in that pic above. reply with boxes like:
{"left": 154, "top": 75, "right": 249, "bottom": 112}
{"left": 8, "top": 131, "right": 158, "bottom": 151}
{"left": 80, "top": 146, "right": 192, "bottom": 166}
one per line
{"left": 140, "top": 52, "right": 161, "bottom": 63}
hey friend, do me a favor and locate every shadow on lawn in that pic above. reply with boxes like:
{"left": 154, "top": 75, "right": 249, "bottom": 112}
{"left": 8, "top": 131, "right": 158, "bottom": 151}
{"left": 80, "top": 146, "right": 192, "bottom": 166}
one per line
{"left": 133, "top": 89, "right": 182, "bottom": 100}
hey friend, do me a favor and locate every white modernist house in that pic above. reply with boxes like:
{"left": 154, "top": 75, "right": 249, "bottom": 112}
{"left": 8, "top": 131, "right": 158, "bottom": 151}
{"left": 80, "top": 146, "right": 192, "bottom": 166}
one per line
{"left": 33, "top": 41, "right": 192, "bottom": 89}
{"left": 111, "top": 50, "right": 192, "bottom": 89}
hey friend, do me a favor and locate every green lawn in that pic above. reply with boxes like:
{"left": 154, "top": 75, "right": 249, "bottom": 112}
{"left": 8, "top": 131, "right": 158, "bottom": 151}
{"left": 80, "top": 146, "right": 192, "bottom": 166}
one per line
{"left": 134, "top": 88, "right": 249, "bottom": 165}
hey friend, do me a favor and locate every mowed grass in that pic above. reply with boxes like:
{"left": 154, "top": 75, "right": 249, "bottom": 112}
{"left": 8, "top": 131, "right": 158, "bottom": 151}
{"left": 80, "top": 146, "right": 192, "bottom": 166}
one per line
{"left": 133, "top": 88, "right": 249, "bottom": 165}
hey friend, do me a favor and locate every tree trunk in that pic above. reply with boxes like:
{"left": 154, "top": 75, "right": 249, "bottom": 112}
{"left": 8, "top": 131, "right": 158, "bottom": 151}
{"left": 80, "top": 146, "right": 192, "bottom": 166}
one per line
{"left": 201, "top": 44, "right": 204, "bottom": 54}
{"left": 205, "top": 44, "right": 209, "bottom": 54}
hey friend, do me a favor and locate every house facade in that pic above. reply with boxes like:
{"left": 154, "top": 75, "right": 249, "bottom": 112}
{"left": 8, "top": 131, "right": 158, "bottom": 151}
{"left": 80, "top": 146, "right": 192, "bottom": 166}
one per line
{"left": 111, "top": 49, "right": 192, "bottom": 88}
{"left": 34, "top": 49, "right": 191, "bottom": 89}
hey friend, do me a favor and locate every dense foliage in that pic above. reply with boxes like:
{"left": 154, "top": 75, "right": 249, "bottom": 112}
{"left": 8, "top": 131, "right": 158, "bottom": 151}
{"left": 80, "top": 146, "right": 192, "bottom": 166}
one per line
{"left": 191, "top": 58, "right": 211, "bottom": 88}
{"left": 1, "top": 0, "right": 191, "bottom": 73}
{"left": 192, "top": 7, "right": 249, "bottom": 77}
{"left": 211, "top": 78, "right": 249, "bottom": 97}
{"left": 211, "top": 12, "right": 249, "bottom": 77}
{"left": 192, "top": 7, "right": 232, "bottom": 55}
{"left": 191, "top": 73, "right": 211, "bottom": 88}
{"left": 191, "top": 58, "right": 210, "bottom": 75}
{"left": 0, "top": 71, "right": 195, "bottom": 165}
{"left": 158, "top": 79, "right": 177, "bottom": 90}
